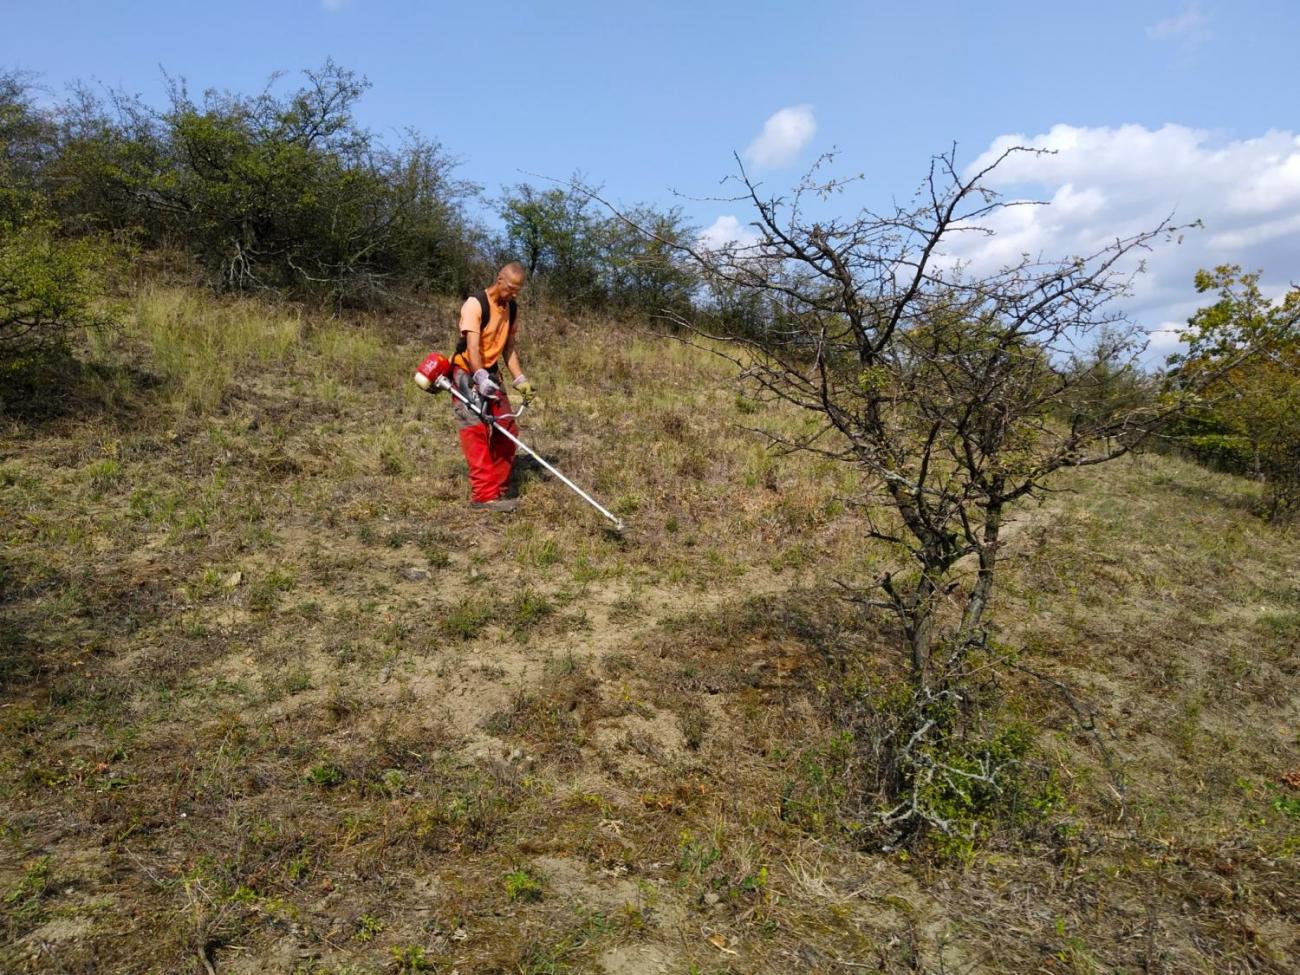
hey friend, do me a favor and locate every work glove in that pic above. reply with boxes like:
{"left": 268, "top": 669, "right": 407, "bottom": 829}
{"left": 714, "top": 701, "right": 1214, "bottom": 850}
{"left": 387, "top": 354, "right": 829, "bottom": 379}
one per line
{"left": 513, "top": 374, "right": 536, "bottom": 406}
{"left": 472, "top": 368, "right": 501, "bottom": 400}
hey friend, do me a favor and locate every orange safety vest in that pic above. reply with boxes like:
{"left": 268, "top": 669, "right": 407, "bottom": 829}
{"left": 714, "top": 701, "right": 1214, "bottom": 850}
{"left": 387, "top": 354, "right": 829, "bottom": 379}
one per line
{"left": 452, "top": 290, "right": 517, "bottom": 373}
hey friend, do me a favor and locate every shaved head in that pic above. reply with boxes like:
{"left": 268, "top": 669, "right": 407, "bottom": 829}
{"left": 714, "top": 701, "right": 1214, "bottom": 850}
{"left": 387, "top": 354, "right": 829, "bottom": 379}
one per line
{"left": 491, "top": 261, "right": 526, "bottom": 302}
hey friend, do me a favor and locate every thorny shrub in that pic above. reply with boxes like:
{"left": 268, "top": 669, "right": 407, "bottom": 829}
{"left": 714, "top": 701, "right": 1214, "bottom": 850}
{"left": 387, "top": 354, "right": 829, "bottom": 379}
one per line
{"left": 786, "top": 638, "right": 1063, "bottom": 862}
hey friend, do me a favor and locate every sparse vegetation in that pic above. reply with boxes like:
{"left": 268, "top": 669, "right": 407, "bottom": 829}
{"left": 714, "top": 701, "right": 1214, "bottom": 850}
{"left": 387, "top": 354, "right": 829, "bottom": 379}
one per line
{"left": 0, "top": 62, "right": 1296, "bottom": 975}
{"left": 0, "top": 282, "right": 1295, "bottom": 972}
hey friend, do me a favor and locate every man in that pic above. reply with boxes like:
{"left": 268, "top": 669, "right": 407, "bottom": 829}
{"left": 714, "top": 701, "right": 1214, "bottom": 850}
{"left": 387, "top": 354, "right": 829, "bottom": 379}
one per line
{"left": 450, "top": 262, "right": 536, "bottom": 511}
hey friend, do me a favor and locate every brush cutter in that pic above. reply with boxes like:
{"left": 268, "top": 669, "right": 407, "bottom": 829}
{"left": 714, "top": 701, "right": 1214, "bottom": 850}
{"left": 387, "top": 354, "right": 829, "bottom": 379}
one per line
{"left": 414, "top": 352, "right": 625, "bottom": 532}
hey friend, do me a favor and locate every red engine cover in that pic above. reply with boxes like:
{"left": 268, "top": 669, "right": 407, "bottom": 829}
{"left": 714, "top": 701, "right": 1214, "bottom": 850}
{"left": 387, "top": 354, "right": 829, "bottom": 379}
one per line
{"left": 414, "top": 352, "right": 451, "bottom": 389}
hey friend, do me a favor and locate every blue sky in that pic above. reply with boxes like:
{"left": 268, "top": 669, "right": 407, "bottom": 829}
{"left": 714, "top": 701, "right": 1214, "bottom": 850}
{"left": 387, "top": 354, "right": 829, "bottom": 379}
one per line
{"left": 5, "top": 1, "right": 1299, "bottom": 350}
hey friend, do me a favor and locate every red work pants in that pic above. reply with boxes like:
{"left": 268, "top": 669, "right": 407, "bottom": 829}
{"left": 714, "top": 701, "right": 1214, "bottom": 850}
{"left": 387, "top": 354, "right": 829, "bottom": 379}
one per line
{"left": 453, "top": 387, "right": 517, "bottom": 502}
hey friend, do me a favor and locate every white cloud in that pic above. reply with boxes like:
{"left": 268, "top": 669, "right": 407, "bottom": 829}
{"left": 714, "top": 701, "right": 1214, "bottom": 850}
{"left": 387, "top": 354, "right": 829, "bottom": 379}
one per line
{"left": 699, "top": 215, "right": 759, "bottom": 250}
{"left": 744, "top": 105, "right": 816, "bottom": 169}
{"left": 944, "top": 124, "right": 1300, "bottom": 363}
{"left": 1146, "top": 5, "right": 1212, "bottom": 50}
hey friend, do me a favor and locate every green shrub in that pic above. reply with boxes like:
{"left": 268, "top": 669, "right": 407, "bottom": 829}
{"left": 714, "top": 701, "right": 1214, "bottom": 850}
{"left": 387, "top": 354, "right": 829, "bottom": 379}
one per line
{"left": 503, "top": 867, "right": 544, "bottom": 902}
{"left": 305, "top": 763, "right": 344, "bottom": 788}
{"left": 0, "top": 220, "right": 120, "bottom": 361}
{"left": 862, "top": 667, "right": 1062, "bottom": 862}
{"left": 1166, "top": 266, "right": 1300, "bottom": 518}
{"left": 1182, "top": 431, "right": 1255, "bottom": 474}
{"left": 390, "top": 944, "right": 433, "bottom": 972}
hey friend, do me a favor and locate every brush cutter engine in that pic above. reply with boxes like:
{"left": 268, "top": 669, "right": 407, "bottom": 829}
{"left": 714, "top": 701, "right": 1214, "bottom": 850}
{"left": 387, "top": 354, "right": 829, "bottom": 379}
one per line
{"left": 415, "top": 353, "right": 522, "bottom": 423}
{"left": 414, "top": 351, "right": 453, "bottom": 391}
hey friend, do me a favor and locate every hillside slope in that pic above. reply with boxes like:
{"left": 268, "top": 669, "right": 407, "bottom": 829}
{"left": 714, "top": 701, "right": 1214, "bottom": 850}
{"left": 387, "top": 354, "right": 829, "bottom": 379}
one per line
{"left": 2, "top": 288, "right": 1296, "bottom": 973}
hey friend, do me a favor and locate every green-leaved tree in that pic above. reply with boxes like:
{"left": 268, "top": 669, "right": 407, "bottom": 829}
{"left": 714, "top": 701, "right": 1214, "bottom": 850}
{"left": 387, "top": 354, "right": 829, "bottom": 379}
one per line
{"left": 1168, "top": 265, "right": 1300, "bottom": 518}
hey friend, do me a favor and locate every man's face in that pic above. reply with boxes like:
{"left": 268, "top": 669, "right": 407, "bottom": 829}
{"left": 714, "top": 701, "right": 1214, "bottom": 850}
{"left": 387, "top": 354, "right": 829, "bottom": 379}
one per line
{"left": 497, "top": 273, "right": 524, "bottom": 300}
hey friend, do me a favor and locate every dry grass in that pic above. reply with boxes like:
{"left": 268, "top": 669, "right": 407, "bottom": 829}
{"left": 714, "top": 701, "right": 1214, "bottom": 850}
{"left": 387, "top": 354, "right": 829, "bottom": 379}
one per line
{"left": 0, "top": 289, "right": 1296, "bottom": 973}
